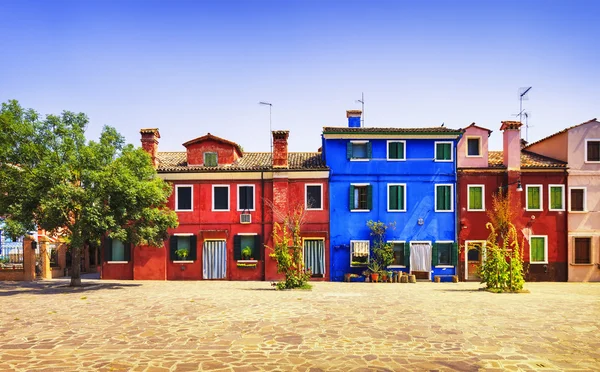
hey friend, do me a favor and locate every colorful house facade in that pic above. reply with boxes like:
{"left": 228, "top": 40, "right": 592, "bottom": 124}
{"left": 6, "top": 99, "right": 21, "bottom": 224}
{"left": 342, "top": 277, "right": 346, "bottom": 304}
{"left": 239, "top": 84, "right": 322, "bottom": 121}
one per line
{"left": 524, "top": 119, "right": 600, "bottom": 282}
{"left": 457, "top": 122, "right": 568, "bottom": 282}
{"left": 101, "top": 129, "right": 330, "bottom": 281}
{"left": 323, "top": 110, "right": 463, "bottom": 281}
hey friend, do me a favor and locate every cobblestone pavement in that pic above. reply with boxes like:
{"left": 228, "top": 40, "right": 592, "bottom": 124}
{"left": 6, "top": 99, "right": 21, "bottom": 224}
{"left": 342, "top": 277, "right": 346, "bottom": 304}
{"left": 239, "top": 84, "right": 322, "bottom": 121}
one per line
{"left": 0, "top": 279, "right": 598, "bottom": 372}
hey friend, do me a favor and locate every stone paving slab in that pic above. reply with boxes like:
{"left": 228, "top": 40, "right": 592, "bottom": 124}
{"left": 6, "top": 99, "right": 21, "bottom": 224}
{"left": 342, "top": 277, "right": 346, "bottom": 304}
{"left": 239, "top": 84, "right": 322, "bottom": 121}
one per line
{"left": 0, "top": 280, "right": 598, "bottom": 371}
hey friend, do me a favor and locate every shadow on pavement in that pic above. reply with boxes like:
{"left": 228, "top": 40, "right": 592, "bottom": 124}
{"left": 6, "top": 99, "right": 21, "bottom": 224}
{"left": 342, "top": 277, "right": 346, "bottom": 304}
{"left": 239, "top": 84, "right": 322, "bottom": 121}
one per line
{"left": 0, "top": 280, "right": 141, "bottom": 297}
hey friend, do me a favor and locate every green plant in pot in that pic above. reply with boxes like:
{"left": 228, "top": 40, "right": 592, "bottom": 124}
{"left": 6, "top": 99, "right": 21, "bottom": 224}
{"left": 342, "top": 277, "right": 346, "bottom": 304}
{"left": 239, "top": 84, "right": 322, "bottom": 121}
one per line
{"left": 175, "top": 248, "right": 189, "bottom": 260}
{"left": 368, "top": 261, "right": 380, "bottom": 282}
{"left": 241, "top": 246, "right": 253, "bottom": 260}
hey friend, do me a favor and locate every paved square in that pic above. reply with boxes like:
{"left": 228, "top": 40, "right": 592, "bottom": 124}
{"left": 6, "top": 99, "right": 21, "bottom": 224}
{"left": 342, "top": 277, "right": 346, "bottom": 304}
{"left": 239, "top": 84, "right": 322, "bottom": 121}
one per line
{"left": 0, "top": 279, "right": 598, "bottom": 371}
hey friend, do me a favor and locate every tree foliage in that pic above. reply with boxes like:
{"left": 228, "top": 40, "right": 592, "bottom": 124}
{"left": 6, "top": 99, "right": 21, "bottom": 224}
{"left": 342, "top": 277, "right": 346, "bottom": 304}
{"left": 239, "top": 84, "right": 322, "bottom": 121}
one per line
{"left": 0, "top": 100, "right": 178, "bottom": 286}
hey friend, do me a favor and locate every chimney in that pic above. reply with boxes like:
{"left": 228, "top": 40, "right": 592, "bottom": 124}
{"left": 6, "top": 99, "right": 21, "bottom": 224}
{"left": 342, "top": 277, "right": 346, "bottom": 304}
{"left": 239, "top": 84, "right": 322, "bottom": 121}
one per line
{"left": 272, "top": 130, "right": 289, "bottom": 168}
{"left": 140, "top": 128, "right": 160, "bottom": 167}
{"left": 500, "top": 121, "right": 523, "bottom": 171}
{"left": 346, "top": 110, "right": 362, "bottom": 128}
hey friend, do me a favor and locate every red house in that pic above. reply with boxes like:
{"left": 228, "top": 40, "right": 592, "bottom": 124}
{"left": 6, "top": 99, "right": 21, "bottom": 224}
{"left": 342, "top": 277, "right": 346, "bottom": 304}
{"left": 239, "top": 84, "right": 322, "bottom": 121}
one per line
{"left": 101, "top": 129, "right": 330, "bottom": 281}
{"left": 457, "top": 121, "right": 568, "bottom": 282}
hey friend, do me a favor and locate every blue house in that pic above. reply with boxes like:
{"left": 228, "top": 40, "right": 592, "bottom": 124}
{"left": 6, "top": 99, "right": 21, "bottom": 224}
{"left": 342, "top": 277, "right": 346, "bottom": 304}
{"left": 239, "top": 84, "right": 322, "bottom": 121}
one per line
{"left": 322, "top": 110, "right": 462, "bottom": 281}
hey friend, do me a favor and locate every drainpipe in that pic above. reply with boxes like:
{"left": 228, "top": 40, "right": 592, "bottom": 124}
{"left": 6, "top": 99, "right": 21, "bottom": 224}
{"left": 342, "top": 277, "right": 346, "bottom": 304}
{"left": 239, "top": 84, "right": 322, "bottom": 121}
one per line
{"left": 261, "top": 170, "right": 266, "bottom": 281}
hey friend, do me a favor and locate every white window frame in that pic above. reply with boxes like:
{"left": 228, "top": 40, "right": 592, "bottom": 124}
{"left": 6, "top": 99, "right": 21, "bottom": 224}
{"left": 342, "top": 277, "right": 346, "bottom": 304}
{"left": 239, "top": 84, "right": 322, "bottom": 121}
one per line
{"left": 434, "top": 184, "right": 454, "bottom": 212}
{"left": 302, "top": 237, "right": 326, "bottom": 275}
{"left": 236, "top": 184, "right": 256, "bottom": 212}
{"left": 435, "top": 240, "right": 454, "bottom": 268}
{"left": 465, "top": 136, "right": 482, "bottom": 157}
{"left": 548, "top": 184, "right": 565, "bottom": 211}
{"left": 525, "top": 185, "right": 543, "bottom": 211}
{"left": 212, "top": 184, "right": 230, "bottom": 212}
{"left": 175, "top": 185, "right": 193, "bottom": 212}
{"left": 568, "top": 187, "right": 587, "bottom": 213}
{"left": 434, "top": 141, "right": 453, "bottom": 162}
{"left": 572, "top": 236, "right": 593, "bottom": 265}
{"left": 305, "top": 184, "right": 323, "bottom": 211}
{"left": 350, "top": 140, "right": 370, "bottom": 162}
{"left": 107, "top": 239, "right": 128, "bottom": 264}
{"left": 529, "top": 235, "right": 548, "bottom": 264}
{"left": 350, "top": 183, "right": 370, "bottom": 212}
{"left": 584, "top": 138, "right": 600, "bottom": 163}
{"left": 172, "top": 233, "right": 195, "bottom": 263}
{"left": 386, "top": 140, "right": 406, "bottom": 161}
{"left": 464, "top": 240, "right": 486, "bottom": 281}
{"left": 387, "top": 183, "right": 407, "bottom": 212}
{"left": 350, "top": 240, "right": 370, "bottom": 267}
{"left": 388, "top": 240, "right": 406, "bottom": 268}
{"left": 467, "top": 184, "right": 485, "bottom": 211}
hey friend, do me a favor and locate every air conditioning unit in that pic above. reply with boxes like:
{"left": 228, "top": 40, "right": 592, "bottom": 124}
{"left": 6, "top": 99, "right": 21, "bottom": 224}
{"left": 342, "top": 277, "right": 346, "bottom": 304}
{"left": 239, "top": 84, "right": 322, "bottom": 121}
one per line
{"left": 240, "top": 213, "right": 251, "bottom": 224}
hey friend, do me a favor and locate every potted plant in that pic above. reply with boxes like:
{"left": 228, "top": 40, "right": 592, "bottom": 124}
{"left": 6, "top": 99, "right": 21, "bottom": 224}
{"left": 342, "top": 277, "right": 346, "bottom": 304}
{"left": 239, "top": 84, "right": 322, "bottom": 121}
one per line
{"left": 241, "top": 246, "right": 252, "bottom": 260}
{"left": 368, "top": 261, "right": 380, "bottom": 282}
{"left": 362, "top": 269, "right": 371, "bottom": 282}
{"left": 175, "top": 248, "right": 189, "bottom": 260}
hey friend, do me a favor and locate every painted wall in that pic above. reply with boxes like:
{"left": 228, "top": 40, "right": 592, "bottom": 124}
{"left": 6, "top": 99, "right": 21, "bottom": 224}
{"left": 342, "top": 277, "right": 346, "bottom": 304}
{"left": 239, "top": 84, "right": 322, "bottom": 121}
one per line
{"left": 525, "top": 132, "right": 568, "bottom": 162}
{"left": 324, "top": 136, "right": 459, "bottom": 281}
{"left": 185, "top": 139, "right": 240, "bottom": 166}
{"left": 457, "top": 126, "right": 490, "bottom": 168}
{"left": 134, "top": 245, "right": 166, "bottom": 280}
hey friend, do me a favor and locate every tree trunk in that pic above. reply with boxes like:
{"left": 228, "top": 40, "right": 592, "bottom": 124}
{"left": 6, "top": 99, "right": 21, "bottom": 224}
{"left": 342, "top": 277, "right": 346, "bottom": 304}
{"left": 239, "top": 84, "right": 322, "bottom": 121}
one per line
{"left": 70, "top": 246, "right": 82, "bottom": 286}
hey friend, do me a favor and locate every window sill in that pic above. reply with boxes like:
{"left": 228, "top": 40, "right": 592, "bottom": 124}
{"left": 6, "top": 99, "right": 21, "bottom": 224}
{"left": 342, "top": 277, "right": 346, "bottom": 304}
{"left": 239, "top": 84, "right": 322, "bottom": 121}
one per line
{"left": 387, "top": 210, "right": 407, "bottom": 213}
{"left": 211, "top": 209, "right": 230, "bottom": 212}
{"left": 530, "top": 262, "right": 548, "bottom": 265}
{"left": 237, "top": 260, "right": 258, "bottom": 263}
{"left": 173, "top": 260, "right": 194, "bottom": 264}
{"left": 435, "top": 265, "right": 454, "bottom": 268}
{"left": 466, "top": 155, "right": 482, "bottom": 158}
{"left": 549, "top": 209, "right": 566, "bottom": 212}
{"left": 387, "top": 158, "right": 406, "bottom": 161}
{"left": 570, "top": 263, "right": 594, "bottom": 266}
{"left": 435, "top": 210, "right": 454, "bottom": 213}
{"left": 175, "top": 210, "right": 193, "bottom": 212}
{"left": 388, "top": 265, "right": 406, "bottom": 269}
{"left": 568, "top": 210, "right": 588, "bottom": 213}
{"left": 349, "top": 158, "right": 370, "bottom": 162}
{"left": 306, "top": 208, "right": 324, "bottom": 211}
{"left": 525, "top": 209, "right": 543, "bottom": 212}
{"left": 467, "top": 209, "right": 485, "bottom": 212}
{"left": 434, "top": 160, "right": 453, "bottom": 162}
{"left": 107, "top": 261, "right": 128, "bottom": 264}
{"left": 350, "top": 209, "right": 371, "bottom": 213}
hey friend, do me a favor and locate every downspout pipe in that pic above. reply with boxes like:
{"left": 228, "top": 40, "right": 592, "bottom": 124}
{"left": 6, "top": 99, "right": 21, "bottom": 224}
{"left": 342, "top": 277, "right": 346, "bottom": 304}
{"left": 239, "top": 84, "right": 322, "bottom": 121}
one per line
{"left": 261, "top": 170, "right": 266, "bottom": 281}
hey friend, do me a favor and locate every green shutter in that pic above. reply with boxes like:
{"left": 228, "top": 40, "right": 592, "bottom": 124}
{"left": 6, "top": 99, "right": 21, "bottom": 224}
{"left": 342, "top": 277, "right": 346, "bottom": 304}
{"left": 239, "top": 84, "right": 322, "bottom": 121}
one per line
{"left": 432, "top": 243, "right": 439, "bottom": 266}
{"left": 403, "top": 243, "right": 410, "bottom": 267}
{"left": 469, "top": 187, "right": 482, "bottom": 210}
{"left": 124, "top": 243, "right": 131, "bottom": 262}
{"left": 531, "top": 237, "right": 545, "bottom": 262}
{"left": 451, "top": 243, "right": 458, "bottom": 267}
{"left": 349, "top": 185, "right": 355, "bottom": 210}
{"left": 398, "top": 185, "right": 404, "bottom": 210}
{"left": 234, "top": 235, "right": 242, "bottom": 260}
{"left": 169, "top": 235, "right": 178, "bottom": 261}
{"left": 389, "top": 185, "right": 398, "bottom": 210}
{"left": 346, "top": 142, "right": 353, "bottom": 159}
{"left": 366, "top": 142, "right": 372, "bottom": 158}
{"left": 436, "top": 186, "right": 443, "bottom": 210}
{"left": 254, "top": 235, "right": 262, "bottom": 260}
{"left": 398, "top": 142, "right": 404, "bottom": 159}
{"left": 389, "top": 142, "right": 397, "bottom": 159}
{"left": 366, "top": 185, "right": 373, "bottom": 210}
{"left": 189, "top": 235, "right": 197, "bottom": 261}
{"left": 528, "top": 187, "right": 540, "bottom": 209}
{"left": 445, "top": 186, "right": 451, "bottom": 210}
{"left": 104, "top": 237, "right": 112, "bottom": 262}
{"left": 551, "top": 187, "right": 562, "bottom": 209}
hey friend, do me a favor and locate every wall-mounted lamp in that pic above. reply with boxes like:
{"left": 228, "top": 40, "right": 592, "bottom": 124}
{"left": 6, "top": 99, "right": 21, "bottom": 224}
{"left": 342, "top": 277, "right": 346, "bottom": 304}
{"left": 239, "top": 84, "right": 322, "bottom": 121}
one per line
{"left": 417, "top": 218, "right": 424, "bottom": 226}
{"left": 499, "top": 179, "right": 523, "bottom": 192}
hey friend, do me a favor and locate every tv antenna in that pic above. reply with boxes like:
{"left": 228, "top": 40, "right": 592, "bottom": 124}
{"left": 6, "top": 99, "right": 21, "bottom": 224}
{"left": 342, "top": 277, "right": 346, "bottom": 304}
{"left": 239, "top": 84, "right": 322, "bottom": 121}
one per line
{"left": 355, "top": 92, "right": 364, "bottom": 127}
{"left": 258, "top": 101, "right": 272, "bottom": 154}
{"left": 518, "top": 86, "right": 532, "bottom": 138}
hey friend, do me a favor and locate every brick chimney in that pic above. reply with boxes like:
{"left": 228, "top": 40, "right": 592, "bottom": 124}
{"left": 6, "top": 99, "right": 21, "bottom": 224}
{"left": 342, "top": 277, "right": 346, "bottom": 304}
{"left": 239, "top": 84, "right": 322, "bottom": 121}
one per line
{"left": 347, "top": 110, "right": 362, "bottom": 128}
{"left": 500, "top": 121, "right": 522, "bottom": 171}
{"left": 272, "top": 130, "right": 289, "bottom": 168}
{"left": 140, "top": 128, "right": 160, "bottom": 167}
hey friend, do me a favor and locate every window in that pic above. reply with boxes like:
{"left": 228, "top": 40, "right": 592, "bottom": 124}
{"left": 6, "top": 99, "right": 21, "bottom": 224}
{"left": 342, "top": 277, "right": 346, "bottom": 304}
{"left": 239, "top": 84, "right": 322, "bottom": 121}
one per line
{"left": 104, "top": 238, "right": 131, "bottom": 262}
{"left": 435, "top": 141, "right": 453, "bottom": 161}
{"left": 305, "top": 184, "right": 323, "bottom": 210}
{"left": 548, "top": 185, "right": 564, "bottom": 211}
{"left": 585, "top": 139, "right": 600, "bottom": 162}
{"left": 169, "top": 234, "right": 197, "bottom": 261}
{"left": 347, "top": 141, "right": 372, "bottom": 160}
{"left": 237, "top": 185, "right": 255, "bottom": 211}
{"left": 467, "top": 185, "right": 484, "bottom": 211}
{"left": 304, "top": 239, "right": 325, "bottom": 276}
{"left": 466, "top": 137, "right": 481, "bottom": 157}
{"left": 387, "top": 141, "right": 406, "bottom": 160}
{"left": 349, "top": 184, "right": 372, "bottom": 211}
{"left": 175, "top": 185, "right": 193, "bottom": 211}
{"left": 387, "top": 184, "right": 406, "bottom": 212}
{"left": 433, "top": 242, "right": 453, "bottom": 266}
{"left": 574, "top": 238, "right": 592, "bottom": 264}
{"left": 570, "top": 188, "right": 586, "bottom": 212}
{"left": 204, "top": 152, "right": 218, "bottom": 167}
{"left": 526, "top": 185, "right": 542, "bottom": 211}
{"left": 212, "top": 185, "right": 229, "bottom": 211}
{"left": 467, "top": 245, "right": 481, "bottom": 262}
{"left": 112, "top": 240, "right": 125, "bottom": 261}
{"left": 435, "top": 184, "right": 453, "bottom": 212}
{"left": 234, "top": 234, "right": 260, "bottom": 261}
{"left": 390, "top": 242, "right": 406, "bottom": 267}
{"left": 50, "top": 246, "right": 59, "bottom": 268}
{"left": 529, "top": 236, "right": 547, "bottom": 264}
{"left": 350, "top": 240, "right": 369, "bottom": 267}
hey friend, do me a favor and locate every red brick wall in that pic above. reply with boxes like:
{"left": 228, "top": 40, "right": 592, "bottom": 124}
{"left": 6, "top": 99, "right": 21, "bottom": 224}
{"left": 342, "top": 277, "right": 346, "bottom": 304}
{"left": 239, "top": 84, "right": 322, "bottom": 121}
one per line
{"left": 186, "top": 140, "right": 239, "bottom": 166}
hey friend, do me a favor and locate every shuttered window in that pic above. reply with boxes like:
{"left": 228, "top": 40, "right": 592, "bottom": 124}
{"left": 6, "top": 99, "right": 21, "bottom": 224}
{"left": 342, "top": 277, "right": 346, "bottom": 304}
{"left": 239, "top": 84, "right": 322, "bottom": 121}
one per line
{"left": 526, "top": 186, "right": 542, "bottom": 210}
{"left": 387, "top": 141, "right": 405, "bottom": 160}
{"left": 169, "top": 235, "right": 197, "bottom": 261}
{"left": 435, "top": 142, "right": 452, "bottom": 161}
{"left": 234, "top": 235, "right": 261, "bottom": 260}
{"left": 530, "top": 236, "right": 547, "bottom": 263}
{"left": 570, "top": 188, "right": 585, "bottom": 211}
{"left": 435, "top": 185, "right": 452, "bottom": 211}
{"left": 349, "top": 185, "right": 372, "bottom": 210}
{"left": 304, "top": 239, "right": 325, "bottom": 276}
{"left": 586, "top": 140, "right": 600, "bottom": 162}
{"left": 104, "top": 237, "right": 131, "bottom": 262}
{"left": 388, "top": 184, "right": 406, "bottom": 211}
{"left": 238, "top": 185, "right": 255, "bottom": 211}
{"left": 574, "top": 238, "right": 591, "bottom": 264}
{"left": 549, "top": 186, "right": 564, "bottom": 210}
{"left": 391, "top": 242, "right": 405, "bottom": 266}
{"left": 433, "top": 242, "right": 453, "bottom": 266}
{"left": 468, "top": 185, "right": 484, "bottom": 211}
{"left": 347, "top": 142, "right": 371, "bottom": 160}
{"left": 204, "top": 152, "right": 218, "bottom": 167}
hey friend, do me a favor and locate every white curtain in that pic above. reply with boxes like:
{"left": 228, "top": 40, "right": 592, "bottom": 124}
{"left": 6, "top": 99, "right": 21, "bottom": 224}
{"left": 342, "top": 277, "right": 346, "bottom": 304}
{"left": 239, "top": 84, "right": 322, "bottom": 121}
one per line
{"left": 410, "top": 243, "right": 432, "bottom": 272}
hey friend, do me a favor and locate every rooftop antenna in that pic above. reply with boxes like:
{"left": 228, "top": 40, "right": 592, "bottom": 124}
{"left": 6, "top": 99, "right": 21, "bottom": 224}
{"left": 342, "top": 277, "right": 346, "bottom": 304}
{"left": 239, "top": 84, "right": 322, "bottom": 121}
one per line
{"left": 518, "top": 87, "right": 532, "bottom": 140}
{"left": 355, "top": 92, "right": 364, "bottom": 127}
{"left": 259, "top": 101, "right": 272, "bottom": 154}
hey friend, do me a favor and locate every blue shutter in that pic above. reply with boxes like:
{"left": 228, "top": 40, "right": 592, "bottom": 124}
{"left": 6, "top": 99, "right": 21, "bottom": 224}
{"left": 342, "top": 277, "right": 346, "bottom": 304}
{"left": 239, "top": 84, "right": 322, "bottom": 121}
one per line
{"left": 346, "top": 142, "right": 353, "bottom": 159}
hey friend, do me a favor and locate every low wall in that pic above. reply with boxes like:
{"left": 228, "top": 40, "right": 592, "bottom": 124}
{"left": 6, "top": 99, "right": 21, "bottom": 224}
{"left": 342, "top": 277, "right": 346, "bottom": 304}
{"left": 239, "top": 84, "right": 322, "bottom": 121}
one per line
{"left": 0, "top": 269, "right": 25, "bottom": 281}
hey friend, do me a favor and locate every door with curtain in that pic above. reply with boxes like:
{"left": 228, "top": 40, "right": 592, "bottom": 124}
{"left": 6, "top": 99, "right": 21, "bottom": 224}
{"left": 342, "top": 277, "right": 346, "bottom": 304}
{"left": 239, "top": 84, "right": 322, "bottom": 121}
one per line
{"left": 304, "top": 239, "right": 325, "bottom": 277}
{"left": 203, "top": 240, "right": 227, "bottom": 279}
{"left": 410, "top": 242, "right": 432, "bottom": 279}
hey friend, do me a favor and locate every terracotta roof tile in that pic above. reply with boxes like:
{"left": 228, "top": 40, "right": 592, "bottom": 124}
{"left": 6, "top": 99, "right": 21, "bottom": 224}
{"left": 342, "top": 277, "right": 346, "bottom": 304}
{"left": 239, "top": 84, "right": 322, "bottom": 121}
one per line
{"left": 323, "top": 126, "right": 462, "bottom": 134}
{"left": 156, "top": 152, "right": 327, "bottom": 172}
{"left": 487, "top": 150, "right": 566, "bottom": 169}
{"left": 524, "top": 118, "right": 598, "bottom": 149}
{"left": 463, "top": 122, "right": 493, "bottom": 135}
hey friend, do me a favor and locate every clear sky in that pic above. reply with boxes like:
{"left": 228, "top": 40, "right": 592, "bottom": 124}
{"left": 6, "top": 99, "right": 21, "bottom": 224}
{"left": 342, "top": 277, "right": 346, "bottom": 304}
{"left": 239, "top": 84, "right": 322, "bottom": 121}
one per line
{"left": 1, "top": 0, "right": 598, "bottom": 153}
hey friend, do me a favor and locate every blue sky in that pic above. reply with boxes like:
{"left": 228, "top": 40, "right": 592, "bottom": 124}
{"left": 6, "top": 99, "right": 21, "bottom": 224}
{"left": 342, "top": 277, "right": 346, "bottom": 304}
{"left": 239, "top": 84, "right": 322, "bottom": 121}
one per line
{"left": 1, "top": 0, "right": 598, "bottom": 152}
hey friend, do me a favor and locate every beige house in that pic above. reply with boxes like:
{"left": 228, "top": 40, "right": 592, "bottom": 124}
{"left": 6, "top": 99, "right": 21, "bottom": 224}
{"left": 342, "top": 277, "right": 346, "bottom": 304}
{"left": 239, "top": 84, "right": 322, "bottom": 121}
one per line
{"left": 525, "top": 119, "right": 600, "bottom": 282}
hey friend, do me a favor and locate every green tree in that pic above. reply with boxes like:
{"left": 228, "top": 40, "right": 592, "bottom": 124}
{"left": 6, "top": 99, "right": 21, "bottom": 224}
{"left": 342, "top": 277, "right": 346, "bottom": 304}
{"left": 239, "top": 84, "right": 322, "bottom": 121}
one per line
{"left": 0, "top": 100, "right": 178, "bottom": 286}
{"left": 367, "top": 220, "right": 395, "bottom": 274}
